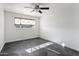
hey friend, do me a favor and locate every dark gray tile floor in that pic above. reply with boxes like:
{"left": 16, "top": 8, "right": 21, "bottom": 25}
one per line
{"left": 0, "top": 37, "right": 79, "bottom": 56}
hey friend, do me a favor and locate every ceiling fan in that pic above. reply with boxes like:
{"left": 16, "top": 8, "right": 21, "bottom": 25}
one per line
{"left": 24, "top": 3, "right": 49, "bottom": 14}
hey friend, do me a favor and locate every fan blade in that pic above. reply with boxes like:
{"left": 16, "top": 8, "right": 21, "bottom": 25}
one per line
{"left": 30, "top": 9, "right": 35, "bottom": 13}
{"left": 39, "top": 10, "right": 42, "bottom": 14}
{"left": 40, "top": 7, "right": 49, "bottom": 10}
{"left": 24, "top": 7, "right": 34, "bottom": 9}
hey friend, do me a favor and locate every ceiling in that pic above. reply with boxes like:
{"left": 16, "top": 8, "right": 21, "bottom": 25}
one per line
{"left": 3, "top": 3, "right": 51, "bottom": 17}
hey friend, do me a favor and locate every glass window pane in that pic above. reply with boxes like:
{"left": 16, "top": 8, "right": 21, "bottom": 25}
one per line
{"left": 26, "top": 20, "right": 32, "bottom": 25}
{"left": 15, "top": 18, "right": 20, "bottom": 24}
{"left": 31, "top": 21, "right": 35, "bottom": 25}
{"left": 21, "top": 19, "right": 35, "bottom": 25}
{"left": 21, "top": 19, "right": 26, "bottom": 24}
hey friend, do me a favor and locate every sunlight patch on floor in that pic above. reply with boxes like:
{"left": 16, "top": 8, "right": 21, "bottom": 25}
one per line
{"left": 25, "top": 42, "right": 53, "bottom": 53}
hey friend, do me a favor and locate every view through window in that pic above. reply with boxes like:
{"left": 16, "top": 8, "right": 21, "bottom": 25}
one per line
{"left": 14, "top": 17, "right": 35, "bottom": 28}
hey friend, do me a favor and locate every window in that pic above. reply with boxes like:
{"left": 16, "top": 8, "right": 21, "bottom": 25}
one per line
{"left": 14, "top": 17, "right": 35, "bottom": 28}
{"left": 15, "top": 18, "right": 20, "bottom": 24}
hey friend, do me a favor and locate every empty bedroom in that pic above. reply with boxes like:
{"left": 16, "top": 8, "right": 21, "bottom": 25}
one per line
{"left": 0, "top": 3, "right": 79, "bottom": 56}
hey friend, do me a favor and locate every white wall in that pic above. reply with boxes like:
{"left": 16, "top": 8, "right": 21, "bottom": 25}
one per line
{"left": 5, "top": 11, "right": 40, "bottom": 43}
{"left": 71, "top": 4, "right": 79, "bottom": 51}
{"left": 0, "top": 4, "right": 4, "bottom": 51}
{"left": 40, "top": 3, "right": 79, "bottom": 51}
